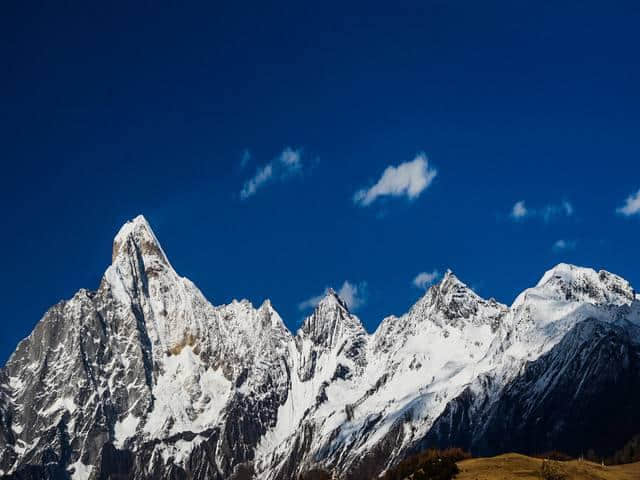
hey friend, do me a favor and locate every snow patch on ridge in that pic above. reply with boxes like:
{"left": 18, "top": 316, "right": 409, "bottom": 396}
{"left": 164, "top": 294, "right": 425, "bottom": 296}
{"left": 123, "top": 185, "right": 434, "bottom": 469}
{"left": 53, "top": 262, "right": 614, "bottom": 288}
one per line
{"left": 114, "top": 413, "right": 141, "bottom": 448}
{"left": 143, "top": 345, "right": 231, "bottom": 439}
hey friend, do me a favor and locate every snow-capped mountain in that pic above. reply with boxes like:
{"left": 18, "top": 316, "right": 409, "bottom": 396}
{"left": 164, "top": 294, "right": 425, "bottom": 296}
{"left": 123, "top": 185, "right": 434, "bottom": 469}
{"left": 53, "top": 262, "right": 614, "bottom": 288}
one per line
{"left": 1, "top": 216, "right": 639, "bottom": 479}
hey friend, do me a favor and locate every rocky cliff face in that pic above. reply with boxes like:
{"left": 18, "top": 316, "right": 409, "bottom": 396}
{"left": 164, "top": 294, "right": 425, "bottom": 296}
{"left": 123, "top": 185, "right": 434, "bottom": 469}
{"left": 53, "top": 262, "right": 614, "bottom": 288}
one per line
{"left": 1, "top": 217, "right": 639, "bottom": 479}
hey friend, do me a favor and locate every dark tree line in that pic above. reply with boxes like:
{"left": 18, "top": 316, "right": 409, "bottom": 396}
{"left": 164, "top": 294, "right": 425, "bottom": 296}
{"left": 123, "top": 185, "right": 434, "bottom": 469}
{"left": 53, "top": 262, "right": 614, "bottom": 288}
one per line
{"left": 604, "top": 433, "right": 640, "bottom": 465}
{"left": 297, "top": 448, "right": 471, "bottom": 480}
{"left": 379, "top": 448, "right": 470, "bottom": 480}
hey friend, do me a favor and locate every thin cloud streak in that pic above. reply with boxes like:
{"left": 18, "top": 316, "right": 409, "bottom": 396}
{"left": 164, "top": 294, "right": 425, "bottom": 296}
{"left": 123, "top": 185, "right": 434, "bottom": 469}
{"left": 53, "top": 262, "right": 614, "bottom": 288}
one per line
{"left": 240, "top": 147, "right": 303, "bottom": 199}
{"left": 239, "top": 149, "right": 251, "bottom": 169}
{"left": 509, "top": 200, "right": 573, "bottom": 222}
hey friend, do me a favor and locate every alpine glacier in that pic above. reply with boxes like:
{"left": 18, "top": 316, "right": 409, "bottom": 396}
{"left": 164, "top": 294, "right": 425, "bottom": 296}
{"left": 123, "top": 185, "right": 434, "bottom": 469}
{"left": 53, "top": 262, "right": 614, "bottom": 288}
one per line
{"left": 1, "top": 215, "right": 639, "bottom": 479}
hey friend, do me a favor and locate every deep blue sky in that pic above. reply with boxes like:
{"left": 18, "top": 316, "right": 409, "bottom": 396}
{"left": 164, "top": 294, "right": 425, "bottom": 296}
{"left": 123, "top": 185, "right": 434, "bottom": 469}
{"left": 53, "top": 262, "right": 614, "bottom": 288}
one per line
{"left": 2, "top": 1, "right": 640, "bottom": 364}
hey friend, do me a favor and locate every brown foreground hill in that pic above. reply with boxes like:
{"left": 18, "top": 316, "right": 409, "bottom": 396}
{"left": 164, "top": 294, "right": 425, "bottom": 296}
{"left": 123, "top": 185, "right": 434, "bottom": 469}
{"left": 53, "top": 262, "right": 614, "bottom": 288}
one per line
{"left": 456, "top": 453, "right": 640, "bottom": 480}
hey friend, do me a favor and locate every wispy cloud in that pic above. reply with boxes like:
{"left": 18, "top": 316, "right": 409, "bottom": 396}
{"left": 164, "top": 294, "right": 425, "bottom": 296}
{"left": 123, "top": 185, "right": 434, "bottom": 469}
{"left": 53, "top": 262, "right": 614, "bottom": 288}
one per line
{"left": 239, "top": 149, "right": 251, "bottom": 169}
{"left": 298, "top": 280, "right": 367, "bottom": 311}
{"left": 240, "top": 147, "right": 303, "bottom": 199}
{"left": 297, "top": 293, "right": 324, "bottom": 311}
{"left": 241, "top": 163, "right": 273, "bottom": 199}
{"left": 617, "top": 189, "right": 640, "bottom": 216}
{"left": 354, "top": 153, "right": 437, "bottom": 207}
{"left": 541, "top": 201, "right": 573, "bottom": 222}
{"left": 552, "top": 239, "right": 576, "bottom": 252}
{"left": 412, "top": 270, "right": 440, "bottom": 290}
{"left": 509, "top": 200, "right": 573, "bottom": 222}
{"left": 337, "top": 281, "right": 367, "bottom": 311}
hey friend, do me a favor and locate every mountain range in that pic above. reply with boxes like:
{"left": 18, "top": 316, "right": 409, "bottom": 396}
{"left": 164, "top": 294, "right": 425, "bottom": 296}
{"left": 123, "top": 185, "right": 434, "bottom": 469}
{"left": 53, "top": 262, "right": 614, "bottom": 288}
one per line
{"left": 1, "top": 215, "right": 639, "bottom": 479}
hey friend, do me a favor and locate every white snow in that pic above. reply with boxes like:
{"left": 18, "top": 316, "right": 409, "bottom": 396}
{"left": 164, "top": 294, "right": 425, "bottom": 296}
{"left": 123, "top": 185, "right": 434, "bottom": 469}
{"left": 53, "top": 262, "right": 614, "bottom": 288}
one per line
{"left": 143, "top": 345, "right": 231, "bottom": 439}
{"left": 114, "top": 413, "right": 140, "bottom": 448}
{"left": 7, "top": 210, "right": 640, "bottom": 480}
{"left": 39, "top": 397, "right": 77, "bottom": 417}
{"left": 68, "top": 460, "right": 93, "bottom": 480}
{"left": 103, "top": 264, "right": 131, "bottom": 306}
{"left": 255, "top": 265, "right": 640, "bottom": 477}
{"left": 151, "top": 435, "right": 207, "bottom": 466}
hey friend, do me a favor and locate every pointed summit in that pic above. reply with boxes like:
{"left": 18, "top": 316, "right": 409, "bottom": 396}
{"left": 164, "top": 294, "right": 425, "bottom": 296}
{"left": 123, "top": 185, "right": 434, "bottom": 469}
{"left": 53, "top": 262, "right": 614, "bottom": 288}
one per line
{"left": 419, "top": 269, "right": 474, "bottom": 304}
{"left": 111, "top": 215, "right": 170, "bottom": 265}
{"left": 317, "top": 287, "right": 350, "bottom": 312}
{"left": 299, "top": 287, "right": 365, "bottom": 349}
{"left": 438, "top": 269, "right": 467, "bottom": 290}
{"left": 103, "top": 215, "right": 178, "bottom": 308}
{"left": 411, "top": 269, "right": 507, "bottom": 329}
{"left": 296, "top": 288, "right": 368, "bottom": 381}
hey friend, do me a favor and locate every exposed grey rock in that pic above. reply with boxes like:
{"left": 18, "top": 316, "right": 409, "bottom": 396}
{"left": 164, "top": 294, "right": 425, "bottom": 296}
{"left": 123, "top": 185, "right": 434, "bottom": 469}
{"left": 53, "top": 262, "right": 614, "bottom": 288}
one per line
{"left": 2, "top": 218, "right": 640, "bottom": 479}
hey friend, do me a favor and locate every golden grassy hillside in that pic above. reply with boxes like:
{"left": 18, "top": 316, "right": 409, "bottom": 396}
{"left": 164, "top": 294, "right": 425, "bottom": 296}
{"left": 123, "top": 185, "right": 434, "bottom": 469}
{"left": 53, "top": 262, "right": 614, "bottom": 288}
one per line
{"left": 456, "top": 453, "right": 640, "bottom": 480}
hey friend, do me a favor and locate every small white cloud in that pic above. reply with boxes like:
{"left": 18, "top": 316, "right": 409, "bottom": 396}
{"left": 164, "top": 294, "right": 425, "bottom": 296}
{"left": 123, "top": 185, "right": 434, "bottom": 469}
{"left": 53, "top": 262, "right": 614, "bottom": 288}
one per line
{"left": 617, "top": 189, "right": 640, "bottom": 216}
{"left": 279, "top": 147, "right": 301, "bottom": 170}
{"left": 240, "top": 146, "right": 303, "bottom": 199}
{"left": 297, "top": 293, "right": 324, "bottom": 311}
{"left": 337, "top": 281, "right": 367, "bottom": 311}
{"left": 354, "top": 153, "right": 437, "bottom": 206}
{"left": 298, "top": 280, "right": 367, "bottom": 312}
{"left": 552, "top": 239, "right": 576, "bottom": 252}
{"left": 509, "top": 200, "right": 573, "bottom": 222}
{"left": 511, "top": 201, "right": 528, "bottom": 219}
{"left": 412, "top": 270, "right": 440, "bottom": 290}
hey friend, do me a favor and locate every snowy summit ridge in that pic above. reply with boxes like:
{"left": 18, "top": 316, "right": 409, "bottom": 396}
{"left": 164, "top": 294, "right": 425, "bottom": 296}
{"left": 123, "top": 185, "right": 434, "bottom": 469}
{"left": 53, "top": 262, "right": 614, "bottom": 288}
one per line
{"left": 1, "top": 215, "right": 640, "bottom": 480}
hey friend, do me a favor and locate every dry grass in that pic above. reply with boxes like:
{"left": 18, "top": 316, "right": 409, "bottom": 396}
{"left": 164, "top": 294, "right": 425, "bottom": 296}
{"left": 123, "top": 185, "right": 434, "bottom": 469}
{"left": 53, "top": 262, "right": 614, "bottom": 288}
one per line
{"left": 455, "top": 453, "right": 640, "bottom": 480}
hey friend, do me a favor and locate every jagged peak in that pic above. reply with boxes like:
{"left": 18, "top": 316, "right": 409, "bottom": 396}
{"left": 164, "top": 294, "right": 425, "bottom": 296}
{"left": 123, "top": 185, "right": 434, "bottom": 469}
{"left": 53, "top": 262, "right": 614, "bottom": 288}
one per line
{"left": 438, "top": 269, "right": 467, "bottom": 290}
{"left": 521, "top": 262, "right": 635, "bottom": 306}
{"left": 298, "top": 288, "right": 365, "bottom": 345}
{"left": 409, "top": 269, "right": 506, "bottom": 328}
{"left": 317, "top": 288, "right": 350, "bottom": 312}
{"left": 259, "top": 299, "right": 290, "bottom": 332}
{"left": 258, "top": 298, "right": 283, "bottom": 320}
{"left": 103, "top": 215, "right": 179, "bottom": 307}
{"left": 536, "top": 262, "right": 628, "bottom": 286}
{"left": 113, "top": 214, "right": 152, "bottom": 242}
{"left": 423, "top": 269, "right": 479, "bottom": 304}
{"left": 111, "top": 215, "right": 170, "bottom": 265}
{"left": 541, "top": 262, "right": 632, "bottom": 290}
{"left": 536, "top": 262, "right": 587, "bottom": 287}
{"left": 259, "top": 298, "right": 272, "bottom": 309}
{"left": 219, "top": 298, "right": 290, "bottom": 337}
